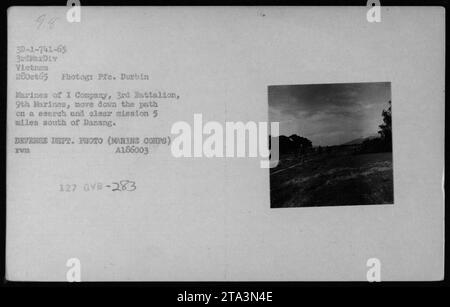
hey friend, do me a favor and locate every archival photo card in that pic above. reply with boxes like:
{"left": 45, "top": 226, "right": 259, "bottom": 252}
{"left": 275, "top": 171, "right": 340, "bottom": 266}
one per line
{"left": 6, "top": 6, "right": 444, "bottom": 282}
{"left": 269, "top": 82, "right": 394, "bottom": 208}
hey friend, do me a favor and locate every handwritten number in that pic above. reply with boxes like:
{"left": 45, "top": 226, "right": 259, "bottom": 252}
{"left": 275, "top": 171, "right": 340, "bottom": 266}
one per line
{"left": 111, "top": 180, "right": 136, "bottom": 192}
{"left": 35, "top": 14, "right": 46, "bottom": 29}
{"left": 35, "top": 14, "right": 58, "bottom": 30}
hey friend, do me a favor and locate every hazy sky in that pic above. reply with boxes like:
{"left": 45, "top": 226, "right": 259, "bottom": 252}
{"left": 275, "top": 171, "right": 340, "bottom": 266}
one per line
{"left": 269, "top": 82, "right": 391, "bottom": 146}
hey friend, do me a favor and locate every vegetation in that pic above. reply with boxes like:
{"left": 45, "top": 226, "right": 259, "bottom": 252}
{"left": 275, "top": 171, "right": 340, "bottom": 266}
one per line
{"left": 359, "top": 101, "right": 392, "bottom": 154}
{"left": 270, "top": 100, "right": 394, "bottom": 208}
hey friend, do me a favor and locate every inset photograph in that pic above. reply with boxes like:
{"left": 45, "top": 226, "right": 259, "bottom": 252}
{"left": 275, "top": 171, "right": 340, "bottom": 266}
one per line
{"left": 269, "top": 82, "right": 393, "bottom": 208}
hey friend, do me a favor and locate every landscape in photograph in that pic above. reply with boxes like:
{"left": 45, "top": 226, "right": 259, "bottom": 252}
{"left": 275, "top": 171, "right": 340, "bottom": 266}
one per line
{"left": 269, "top": 82, "right": 393, "bottom": 208}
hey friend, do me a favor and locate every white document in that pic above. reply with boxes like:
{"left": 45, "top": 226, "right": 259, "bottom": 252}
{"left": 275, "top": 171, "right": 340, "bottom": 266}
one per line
{"left": 7, "top": 6, "right": 445, "bottom": 281}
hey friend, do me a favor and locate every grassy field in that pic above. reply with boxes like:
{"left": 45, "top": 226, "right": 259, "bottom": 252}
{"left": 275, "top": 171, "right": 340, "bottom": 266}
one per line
{"left": 270, "top": 146, "right": 394, "bottom": 208}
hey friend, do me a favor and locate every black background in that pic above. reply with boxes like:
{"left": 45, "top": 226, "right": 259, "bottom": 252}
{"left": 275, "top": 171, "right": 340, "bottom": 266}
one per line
{"left": 0, "top": 0, "right": 448, "bottom": 302}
